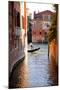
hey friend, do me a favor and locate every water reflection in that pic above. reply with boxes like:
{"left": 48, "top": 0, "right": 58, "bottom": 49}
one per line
{"left": 48, "top": 57, "right": 58, "bottom": 86}
{"left": 9, "top": 44, "right": 58, "bottom": 88}
{"left": 9, "top": 59, "right": 29, "bottom": 88}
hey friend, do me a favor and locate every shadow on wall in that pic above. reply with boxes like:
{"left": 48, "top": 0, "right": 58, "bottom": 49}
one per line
{"left": 49, "top": 39, "right": 58, "bottom": 85}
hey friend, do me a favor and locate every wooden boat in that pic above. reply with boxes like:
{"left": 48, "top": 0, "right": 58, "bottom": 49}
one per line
{"left": 28, "top": 47, "right": 40, "bottom": 52}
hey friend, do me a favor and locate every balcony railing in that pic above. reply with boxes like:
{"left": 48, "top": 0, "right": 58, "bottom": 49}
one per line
{"left": 15, "top": 27, "right": 21, "bottom": 37}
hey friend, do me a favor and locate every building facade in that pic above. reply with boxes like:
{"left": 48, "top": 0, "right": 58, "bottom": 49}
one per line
{"left": 32, "top": 10, "right": 55, "bottom": 43}
{"left": 9, "top": 1, "right": 25, "bottom": 74}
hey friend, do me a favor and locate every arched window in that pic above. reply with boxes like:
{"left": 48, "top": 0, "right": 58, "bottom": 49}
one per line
{"left": 40, "top": 32, "right": 41, "bottom": 35}
{"left": 15, "top": 11, "right": 20, "bottom": 27}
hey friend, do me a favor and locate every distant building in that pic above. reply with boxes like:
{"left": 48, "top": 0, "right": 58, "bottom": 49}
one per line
{"left": 32, "top": 10, "right": 55, "bottom": 43}
{"left": 9, "top": 1, "right": 25, "bottom": 74}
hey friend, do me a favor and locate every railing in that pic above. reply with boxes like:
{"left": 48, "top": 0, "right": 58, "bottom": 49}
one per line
{"left": 15, "top": 27, "right": 21, "bottom": 37}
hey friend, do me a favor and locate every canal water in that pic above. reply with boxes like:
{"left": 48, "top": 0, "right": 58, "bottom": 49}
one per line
{"left": 9, "top": 43, "right": 58, "bottom": 88}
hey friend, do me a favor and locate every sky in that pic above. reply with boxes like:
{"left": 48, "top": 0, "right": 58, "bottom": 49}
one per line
{"left": 21, "top": 2, "right": 55, "bottom": 19}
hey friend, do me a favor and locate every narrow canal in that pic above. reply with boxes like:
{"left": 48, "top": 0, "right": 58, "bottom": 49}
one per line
{"left": 9, "top": 43, "right": 58, "bottom": 88}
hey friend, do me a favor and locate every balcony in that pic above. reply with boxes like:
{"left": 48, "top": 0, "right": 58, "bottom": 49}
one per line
{"left": 15, "top": 27, "right": 21, "bottom": 37}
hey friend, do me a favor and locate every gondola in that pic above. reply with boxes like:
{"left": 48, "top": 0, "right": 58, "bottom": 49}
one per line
{"left": 28, "top": 47, "right": 40, "bottom": 52}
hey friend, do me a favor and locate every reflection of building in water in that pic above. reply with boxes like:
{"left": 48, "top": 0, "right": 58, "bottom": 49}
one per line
{"left": 31, "top": 10, "right": 55, "bottom": 43}
{"left": 16, "top": 59, "right": 29, "bottom": 88}
{"left": 9, "top": 58, "right": 29, "bottom": 88}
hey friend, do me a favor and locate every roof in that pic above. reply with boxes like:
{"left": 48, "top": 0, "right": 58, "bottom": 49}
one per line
{"left": 34, "top": 10, "right": 55, "bottom": 15}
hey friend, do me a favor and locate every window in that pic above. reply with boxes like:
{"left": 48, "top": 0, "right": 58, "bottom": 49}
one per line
{"left": 40, "top": 32, "right": 41, "bottom": 35}
{"left": 17, "top": 12, "right": 20, "bottom": 27}
{"left": 45, "top": 16, "right": 48, "bottom": 20}
{"left": 46, "top": 24, "right": 49, "bottom": 27}
{"left": 43, "top": 15, "right": 51, "bottom": 21}
{"left": 39, "top": 15, "right": 42, "bottom": 19}
{"left": 48, "top": 15, "right": 51, "bottom": 21}
{"left": 15, "top": 11, "right": 20, "bottom": 27}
